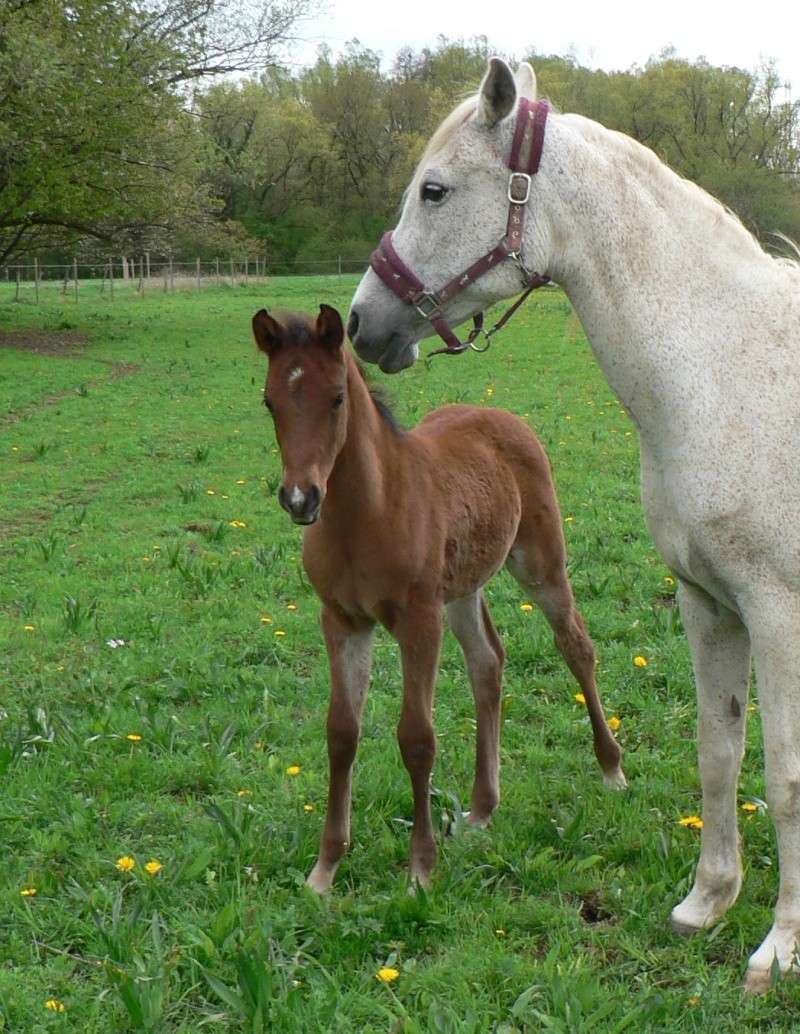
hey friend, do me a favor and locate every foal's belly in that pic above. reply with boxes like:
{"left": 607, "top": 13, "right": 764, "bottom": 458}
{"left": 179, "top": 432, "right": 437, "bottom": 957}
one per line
{"left": 439, "top": 504, "right": 520, "bottom": 602}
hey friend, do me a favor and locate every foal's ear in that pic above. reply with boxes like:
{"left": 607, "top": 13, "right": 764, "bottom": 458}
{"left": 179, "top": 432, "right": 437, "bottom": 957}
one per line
{"left": 514, "top": 62, "right": 537, "bottom": 101}
{"left": 316, "top": 304, "right": 344, "bottom": 351}
{"left": 477, "top": 57, "right": 517, "bottom": 128}
{"left": 252, "top": 309, "right": 283, "bottom": 354}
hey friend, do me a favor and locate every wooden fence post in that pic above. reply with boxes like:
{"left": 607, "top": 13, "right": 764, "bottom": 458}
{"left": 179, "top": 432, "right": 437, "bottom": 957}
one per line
{"left": 163, "top": 261, "right": 168, "bottom": 293}
{"left": 109, "top": 258, "right": 115, "bottom": 301}
{"left": 215, "top": 256, "right": 220, "bottom": 286}
{"left": 73, "top": 258, "right": 79, "bottom": 303}
{"left": 15, "top": 268, "right": 20, "bottom": 302}
{"left": 229, "top": 257, "right": 234, "bottom": 285}
{"left": 145, "top": 251, "right": 151, "bottom": 280}
{"left": 196, "top": 256, "right": 201, "bottom": 291}
{"left": 169, "top": 256, "right": 174, "bottom": 292}
{"left": 34, "top": 257, "right": 39, "bottom": 304}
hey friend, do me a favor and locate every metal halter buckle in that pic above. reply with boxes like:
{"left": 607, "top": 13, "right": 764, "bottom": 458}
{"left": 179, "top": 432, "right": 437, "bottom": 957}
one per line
{"left": 413, "top": 292, "right": 441, "bottom": 319}
{"left": 507, "top": 172, "right": 532, "bottom": 204}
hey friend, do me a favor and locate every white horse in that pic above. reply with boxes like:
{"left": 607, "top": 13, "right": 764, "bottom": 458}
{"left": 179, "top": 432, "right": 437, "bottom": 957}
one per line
{"left": 348, "top": 57, "right": 800, "bottom": 992}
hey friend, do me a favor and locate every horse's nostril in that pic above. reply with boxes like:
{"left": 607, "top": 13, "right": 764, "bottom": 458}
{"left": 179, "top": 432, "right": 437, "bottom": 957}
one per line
{"left": 307, "top": 485, "right": 321, "bottom": 513}
{"left": 346, "top": 309, "right": 360, "bottom": 340}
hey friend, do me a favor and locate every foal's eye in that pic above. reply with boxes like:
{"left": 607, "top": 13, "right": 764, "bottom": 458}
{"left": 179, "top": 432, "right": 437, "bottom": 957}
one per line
{"left": 421, "top": 182, "right": 448, "bottom": 205}
{"left": 332, "top": 393, "right": 344, "bottom": 409}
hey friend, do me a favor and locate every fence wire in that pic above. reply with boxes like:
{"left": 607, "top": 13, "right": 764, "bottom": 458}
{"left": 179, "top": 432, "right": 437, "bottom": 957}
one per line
{"left": 0, "top": 256, "right": 370, "bottom": 303}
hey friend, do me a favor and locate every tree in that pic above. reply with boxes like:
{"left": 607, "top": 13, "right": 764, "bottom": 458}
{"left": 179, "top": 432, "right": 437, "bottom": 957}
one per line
{"left": 0, "top": 0, "right": 315, "bottom": 262}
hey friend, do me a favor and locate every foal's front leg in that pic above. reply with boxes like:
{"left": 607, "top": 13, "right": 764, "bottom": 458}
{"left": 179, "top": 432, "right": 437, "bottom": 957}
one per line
{"left": 396, "top": 607, "right": 443, "bottom": 887}
{"left": 306, "top": 606, "right": 374, "bottom": 894}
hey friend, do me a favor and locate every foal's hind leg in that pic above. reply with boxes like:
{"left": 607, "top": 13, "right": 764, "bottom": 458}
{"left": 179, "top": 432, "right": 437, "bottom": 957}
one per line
{"left": 669, "top": 582, "right": 750, "bottom": 937}
{"left": 447, "top": 591, "right": 506, "bottom": 827}
{"left": 306, "top": 605, "right": 374, "bottom": 894}
{"left": 506, "top": 537, "right": 625, "bottom": 788}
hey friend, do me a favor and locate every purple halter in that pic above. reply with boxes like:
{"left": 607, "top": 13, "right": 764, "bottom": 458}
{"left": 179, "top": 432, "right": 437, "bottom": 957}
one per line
{"left": 369, "top": 98, "right": 551, "bottom": 357}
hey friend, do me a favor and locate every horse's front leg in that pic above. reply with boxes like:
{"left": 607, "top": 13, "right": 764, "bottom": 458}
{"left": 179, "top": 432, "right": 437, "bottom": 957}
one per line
{"left": 670, "top": 581, "right": 750, "bottom": 935}
{"left": 396, "top": 606, "right": 443, "bottom": 888}
{"left": 306, "top": 606, "right": 374, "bottom": 894}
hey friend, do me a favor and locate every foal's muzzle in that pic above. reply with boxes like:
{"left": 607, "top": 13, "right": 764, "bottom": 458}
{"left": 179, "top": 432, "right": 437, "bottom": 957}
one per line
{"left": 279, "top": 483, "right": 321, "bottom": 525}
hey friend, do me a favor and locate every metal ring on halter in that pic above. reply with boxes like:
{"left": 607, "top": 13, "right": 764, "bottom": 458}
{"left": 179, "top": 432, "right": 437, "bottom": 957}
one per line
{"left": 469, "top": 334, "right": 491, "bottom": 353}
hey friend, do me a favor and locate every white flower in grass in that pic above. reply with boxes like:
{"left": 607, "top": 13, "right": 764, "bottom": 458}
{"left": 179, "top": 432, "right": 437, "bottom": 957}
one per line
{"left": 106, "top": 638, "right": 127, "bottom": 649}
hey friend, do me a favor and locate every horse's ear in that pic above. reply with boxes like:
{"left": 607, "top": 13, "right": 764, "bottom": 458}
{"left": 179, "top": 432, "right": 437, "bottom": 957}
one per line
{"left": 514, "top": 62, "right": 537, "bottom": 101}
{"left": 316, "top": 304, "right": 344, "bottom": 351}
{"left": 477, "top": 57, "right": 517, "bottom": 128}
{"left": 252, "top": 309, "right": 283, "bottom": 354}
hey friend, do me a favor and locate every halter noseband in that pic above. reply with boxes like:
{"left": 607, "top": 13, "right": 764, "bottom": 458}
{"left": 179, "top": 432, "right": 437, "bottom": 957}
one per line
{"left": 369, "top": 97, "right": 551, "bottom": 358}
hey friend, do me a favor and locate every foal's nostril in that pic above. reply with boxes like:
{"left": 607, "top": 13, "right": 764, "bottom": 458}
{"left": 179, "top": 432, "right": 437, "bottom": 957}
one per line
{"left": 306, "top": 484, "right": 321, "bottom": 514}
{"left": 346, "top": 309, "right": 360, "bottom": 341}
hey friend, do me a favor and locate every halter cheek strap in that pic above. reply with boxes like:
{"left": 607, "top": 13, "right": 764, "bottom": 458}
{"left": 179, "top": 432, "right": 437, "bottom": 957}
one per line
{"left": 369, "top": 97, "right": 551, "bottom": 357}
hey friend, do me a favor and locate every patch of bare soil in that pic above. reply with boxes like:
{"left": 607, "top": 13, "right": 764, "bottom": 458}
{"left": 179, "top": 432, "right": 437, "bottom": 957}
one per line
{"left": 0, "top": 329, "right": 88, "bottom": 356}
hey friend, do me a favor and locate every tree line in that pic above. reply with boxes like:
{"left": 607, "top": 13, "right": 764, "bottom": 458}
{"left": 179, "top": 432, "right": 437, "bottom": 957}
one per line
{"left": 1, "top": 8, "right": 798, "bottom": 269}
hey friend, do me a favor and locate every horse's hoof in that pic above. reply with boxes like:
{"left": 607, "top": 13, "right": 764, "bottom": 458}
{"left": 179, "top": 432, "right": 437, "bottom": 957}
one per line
{"left": 743, "top": 967, "right": 772, "bottom": 995}
{"left": 670, "top": 914, "right": 704, "bottom": 938}
{"left": 305, "top": 864, "right": 334, "bottom": 895}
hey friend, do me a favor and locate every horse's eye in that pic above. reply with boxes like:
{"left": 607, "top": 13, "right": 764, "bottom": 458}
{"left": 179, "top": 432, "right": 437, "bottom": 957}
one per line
{"left": 333, "top": 393, "right": 344, "bottom": 409}
{"left": 421, "top": 182, "right": 447, "bottom": 205}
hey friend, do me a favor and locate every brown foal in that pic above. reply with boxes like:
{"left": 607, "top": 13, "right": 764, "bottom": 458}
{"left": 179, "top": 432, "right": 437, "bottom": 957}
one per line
{"left": 253, "top": 303, "right": 625, "bottom": 892}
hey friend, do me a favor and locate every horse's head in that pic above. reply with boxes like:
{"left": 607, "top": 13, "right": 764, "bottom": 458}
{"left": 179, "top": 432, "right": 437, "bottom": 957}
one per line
{"left": 253, "top": 304, "right": 348, "bottom": 525}
{"left": 349, "top": 58, "right": 552, "bottom": 373}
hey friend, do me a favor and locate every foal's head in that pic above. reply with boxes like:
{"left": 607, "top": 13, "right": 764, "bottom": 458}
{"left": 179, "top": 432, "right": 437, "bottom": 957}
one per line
{"left": 253, "top": 304, "right": 348, "bottom": 525}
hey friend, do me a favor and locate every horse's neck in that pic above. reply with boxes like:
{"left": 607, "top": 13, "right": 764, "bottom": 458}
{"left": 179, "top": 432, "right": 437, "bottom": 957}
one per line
{"left": 543, "top": 115, "right": 770, "bottom": 441}
{"left": 323, "top": 356, "right": 392, "bottom": 525}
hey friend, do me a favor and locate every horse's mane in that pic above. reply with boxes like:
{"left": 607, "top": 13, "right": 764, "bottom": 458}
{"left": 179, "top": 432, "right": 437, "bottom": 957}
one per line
{"left": 418, "top": 94, "right": 800, "bottom": 281}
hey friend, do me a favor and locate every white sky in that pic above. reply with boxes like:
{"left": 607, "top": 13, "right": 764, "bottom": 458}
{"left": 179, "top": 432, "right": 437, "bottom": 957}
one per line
{"left": 291, "top": 0, "right": 800, "bottom": 97}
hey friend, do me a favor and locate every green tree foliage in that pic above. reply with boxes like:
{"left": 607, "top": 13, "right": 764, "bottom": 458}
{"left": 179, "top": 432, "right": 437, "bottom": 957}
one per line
{"left": 0, "top": 0, "right": 314, "bottom": 262}
{"left": 196, "top": 39, "right": 800, "bottom": 267}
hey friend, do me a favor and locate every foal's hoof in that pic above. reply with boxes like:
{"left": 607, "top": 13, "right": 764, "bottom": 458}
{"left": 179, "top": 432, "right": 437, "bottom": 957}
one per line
{"left": 602, "top": 766, "right": 628, "bottom": 790}
{"left": 463, "top": 810, "right": 493, "bottom": 829}
{"left": 305, "top": 864, "right": 335, "bottom": 895}
{"left": 743, "top": 967, "right": 773, "bottom": 995}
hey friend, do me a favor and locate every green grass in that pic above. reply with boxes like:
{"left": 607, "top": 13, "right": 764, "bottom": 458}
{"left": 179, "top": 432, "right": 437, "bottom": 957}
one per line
{"left": 0, "top": 279, "right": 796, "bottom": 1031}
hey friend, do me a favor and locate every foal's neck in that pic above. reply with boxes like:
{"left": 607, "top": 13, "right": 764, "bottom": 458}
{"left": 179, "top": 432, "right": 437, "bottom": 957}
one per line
{"left": 322, "top": 352, "right": 395, "bottom": 526}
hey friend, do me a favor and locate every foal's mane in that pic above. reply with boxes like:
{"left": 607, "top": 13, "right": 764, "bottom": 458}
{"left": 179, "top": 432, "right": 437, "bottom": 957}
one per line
{"left": 275, "top": 311, "right": 403, "bottom": 432}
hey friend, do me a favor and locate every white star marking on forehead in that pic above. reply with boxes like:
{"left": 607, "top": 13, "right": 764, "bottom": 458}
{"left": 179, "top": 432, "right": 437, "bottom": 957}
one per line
{"left": 288, "top": 367, "right": 304, "bottom": 385}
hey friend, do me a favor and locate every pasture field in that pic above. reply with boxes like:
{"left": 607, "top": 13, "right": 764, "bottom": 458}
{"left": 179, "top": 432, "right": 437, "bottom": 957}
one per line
{"left": 0, "top": 279, "right": 797, "bottom": 1032}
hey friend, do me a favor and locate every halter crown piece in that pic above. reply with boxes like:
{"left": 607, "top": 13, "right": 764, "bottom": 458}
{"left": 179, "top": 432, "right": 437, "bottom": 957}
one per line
{"left": 369, "top": 97, "right": 551, "bottom": 357}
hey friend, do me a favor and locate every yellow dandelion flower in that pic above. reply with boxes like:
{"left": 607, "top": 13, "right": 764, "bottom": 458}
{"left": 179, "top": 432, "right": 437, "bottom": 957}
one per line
{"left": 575, "top": 693, "right": 586, "bottom": 705}
{"left": 274, "top": 629, "right": 286, "bottom": 637}
{"left": 144, "top": 860, "right": 163, "bottom": 876}
{"left": 688, "top": 996, "right": 701, "bottom": 1006}
{"left": 564, "top": 516, "right": 574, "bottom": 523}
{"left": 45, "top": 999, "right": 66, "bottom": 1012}
{"left": 20, "top": 887, "right": 37, "bottom": 897}
{"left": 608, "top": 716, "right": 621, "bottom": 731}
{"left": 126, "top": 733, "right": 142, "bottom": 742}
{"left": 303, "top": 803, "right": 314, "bottom": 812}
{"left": 495, "top": 928, "right": 506, "bottom": 937}
{"left": 678, "top": 815, "right": 704, "bottom": 830}
{"left": 23, "top": 624, "right": 35, "bottom": 631}
{"left": 376, "top": 967, "right": 400, "bottom": 983}
{"left": 237, "top": 789, "right": 252, "bottom": 797}
{"left": 236, "top": 479, "right": 247, "bottom": 485}
{"left": 741, "top": 802, "right": 758, "bottom": 813}
{"left": 260, "top": 615, "right": 272, "bottom": 624}
{"left": 116, "top": 855, "right": 136, "bottom": 872}
{"left": 286, "top": 765, "right": 301, "bottom": 776}
{"left": 520, "top": 603, "right": 534, "bottom": 613}
{"left": 664, "top": 576, "right": 675, "bottom": 586}
{"left": 206, "top": 489, "right": 215, "bottom": 495}
{"left": 286, "top": 603, "right": 298, "bottom": 611}
{"left": 633, "top": 655, "right": 648, "bottom": 668}
{"left": 228, "top": 520, "right": 247, "bottom": 528}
